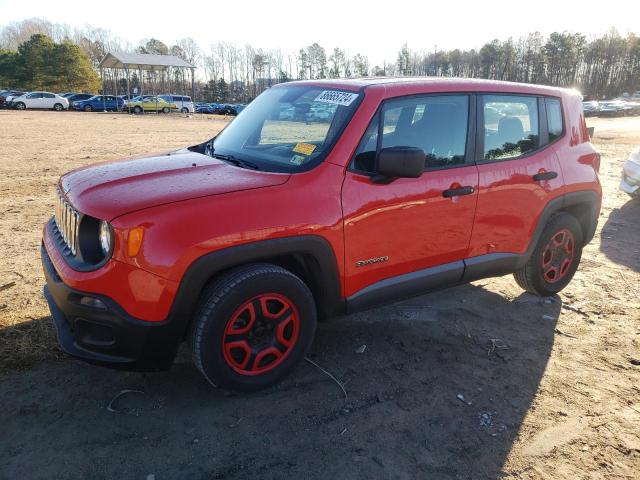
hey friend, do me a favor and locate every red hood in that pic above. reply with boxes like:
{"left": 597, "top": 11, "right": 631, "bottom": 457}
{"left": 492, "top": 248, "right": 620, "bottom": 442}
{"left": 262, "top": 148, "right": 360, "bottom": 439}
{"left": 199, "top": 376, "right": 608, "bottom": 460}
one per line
{"left": 60, "top": 149, "right": 290, "bottom": 220}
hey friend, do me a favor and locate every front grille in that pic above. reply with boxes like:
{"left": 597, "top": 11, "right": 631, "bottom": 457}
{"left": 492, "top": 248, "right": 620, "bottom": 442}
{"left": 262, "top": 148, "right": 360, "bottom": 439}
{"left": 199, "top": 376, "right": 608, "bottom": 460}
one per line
{"left": 54, "top": 188, "right": 80, "bottom": 255}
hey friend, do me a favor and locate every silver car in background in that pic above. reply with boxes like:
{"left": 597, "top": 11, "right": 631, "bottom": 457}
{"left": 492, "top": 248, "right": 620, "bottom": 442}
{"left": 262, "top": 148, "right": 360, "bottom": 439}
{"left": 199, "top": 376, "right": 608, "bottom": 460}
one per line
{"left": 620, "top": 147, "right": 640, "bottom": 198}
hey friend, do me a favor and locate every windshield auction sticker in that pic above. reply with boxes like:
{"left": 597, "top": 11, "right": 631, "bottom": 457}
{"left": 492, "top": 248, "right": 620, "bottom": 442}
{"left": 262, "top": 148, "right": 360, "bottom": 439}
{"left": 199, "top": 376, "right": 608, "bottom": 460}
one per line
{"left": 293, "top": 142, "right": 317, "bottom": 156}
{"left": 314, "top": 90, "right": 359, "bottom": 106}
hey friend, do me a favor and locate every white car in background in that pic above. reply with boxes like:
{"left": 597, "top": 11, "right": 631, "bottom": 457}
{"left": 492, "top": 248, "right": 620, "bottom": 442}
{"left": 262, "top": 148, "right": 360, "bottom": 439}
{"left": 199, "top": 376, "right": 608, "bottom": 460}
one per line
{"left": 159, "top": 94, "right": 195, "bottom": 113}
{"left": 10, "top": 91, "right": 69, "bottom": 111}
{"left": 620, "top": 147, "right": 640, "bottom": 199}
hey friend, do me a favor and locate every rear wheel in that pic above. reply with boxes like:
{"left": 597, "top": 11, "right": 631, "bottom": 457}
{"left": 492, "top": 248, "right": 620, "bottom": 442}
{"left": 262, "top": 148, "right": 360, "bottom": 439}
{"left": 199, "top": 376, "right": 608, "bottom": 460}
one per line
{"left": 190, "top": 264, "right": 317, "bottom": 392}
{"left": 514, "top": 213, "right": 583, "bottom": 296}
{"left": 133, "top": 106, "right": 142, "bottom": 114}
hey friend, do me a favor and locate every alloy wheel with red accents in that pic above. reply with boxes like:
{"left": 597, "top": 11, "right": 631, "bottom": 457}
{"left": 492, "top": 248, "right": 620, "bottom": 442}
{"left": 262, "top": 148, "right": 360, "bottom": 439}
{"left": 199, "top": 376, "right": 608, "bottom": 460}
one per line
{"left": 222, "top": 293, "right": 300, "bottom": 375}
{"left": 541, "top": 229, "right": 575, "bottom": 283}
{"left": 190, "top": 263, "right": 317, "bottom": 392}
{"left": 513, "top": 212, "right": 583, "bottom": 297}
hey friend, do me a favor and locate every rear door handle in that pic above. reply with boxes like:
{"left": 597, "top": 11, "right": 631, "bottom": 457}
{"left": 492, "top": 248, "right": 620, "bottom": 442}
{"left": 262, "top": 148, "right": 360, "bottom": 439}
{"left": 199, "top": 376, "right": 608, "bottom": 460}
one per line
{"left": 532, "top": 171, "right": 558, "bottom": 181}
{"left": 442, "top": 186, "right": 475, "bottom": 198}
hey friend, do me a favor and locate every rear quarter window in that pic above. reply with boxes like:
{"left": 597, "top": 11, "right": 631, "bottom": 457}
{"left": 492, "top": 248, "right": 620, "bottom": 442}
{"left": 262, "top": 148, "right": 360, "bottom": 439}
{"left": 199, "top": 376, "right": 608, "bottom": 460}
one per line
{"left": 545, "top": 98, "right": 564, "bottom": 141}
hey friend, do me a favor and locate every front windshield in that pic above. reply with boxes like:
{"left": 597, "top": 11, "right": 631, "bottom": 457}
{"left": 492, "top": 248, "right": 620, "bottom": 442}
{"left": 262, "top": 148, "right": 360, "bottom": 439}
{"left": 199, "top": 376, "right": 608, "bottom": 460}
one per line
{"left": 211, "top": 85, "right": 362, "bottom": 172}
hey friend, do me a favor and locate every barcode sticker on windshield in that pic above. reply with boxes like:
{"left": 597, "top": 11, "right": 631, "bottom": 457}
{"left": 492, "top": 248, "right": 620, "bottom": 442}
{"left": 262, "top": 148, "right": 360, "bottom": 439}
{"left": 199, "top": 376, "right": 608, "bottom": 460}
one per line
{"left": 314, "top": 90, "right": 359, "bottom": 106}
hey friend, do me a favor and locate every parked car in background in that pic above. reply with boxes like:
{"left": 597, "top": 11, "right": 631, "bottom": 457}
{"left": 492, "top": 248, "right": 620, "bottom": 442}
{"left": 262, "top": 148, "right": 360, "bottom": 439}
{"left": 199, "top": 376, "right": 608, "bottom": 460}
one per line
{"left": 67, "top": 93, "right": 95, "bottom": 109}
{"left": 159, "top": 95, "right": 195, "bottom": 113}
{"left": 620, "top": 147, "right": 640, "bottom": 198}
{"left": 73, "top": 95, "right": 124, "bottom": 112}
{"left": 624, "top": 102, "right": 640, "bottom": 116}
{"left": 599, "top": 100, "right": 626, "bottom": 117}
{"left": 126, "top": 96, "right": 176, "bottom": 113}
{"left": 9, "top": 91, "right": 68, "bottom": 110}
{"left": 582, "top": 101, "right": 600, "bottom": 116}
{"left": 122, "top": 95, "right": 155, "bottom": 111}
{"left": 0, "top": 90, "right": 25, "bottom": 108}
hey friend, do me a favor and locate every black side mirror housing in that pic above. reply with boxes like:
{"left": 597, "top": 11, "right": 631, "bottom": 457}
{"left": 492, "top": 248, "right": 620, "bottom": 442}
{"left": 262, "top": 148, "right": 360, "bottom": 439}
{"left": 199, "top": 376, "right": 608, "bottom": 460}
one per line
{"left": 373, "top": 146, "right": 425, "bottom": 182}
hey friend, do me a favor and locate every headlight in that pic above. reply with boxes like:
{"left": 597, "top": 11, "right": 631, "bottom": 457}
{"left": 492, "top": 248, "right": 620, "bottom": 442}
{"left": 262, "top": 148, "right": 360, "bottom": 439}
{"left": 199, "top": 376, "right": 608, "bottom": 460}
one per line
{"left": 99, "top": 220, "right": 112, "bottom": 255}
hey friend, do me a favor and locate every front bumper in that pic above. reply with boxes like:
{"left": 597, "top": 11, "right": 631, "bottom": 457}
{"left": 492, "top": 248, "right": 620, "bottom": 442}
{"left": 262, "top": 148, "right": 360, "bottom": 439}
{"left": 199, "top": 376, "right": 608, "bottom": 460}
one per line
{"left": 41, "top": 244, "right": 182, "bottom": 371}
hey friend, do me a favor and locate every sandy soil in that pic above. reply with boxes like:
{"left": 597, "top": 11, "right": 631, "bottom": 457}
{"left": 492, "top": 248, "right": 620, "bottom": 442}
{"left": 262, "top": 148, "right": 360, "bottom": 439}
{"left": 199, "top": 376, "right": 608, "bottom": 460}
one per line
{"left": 0, "top": 111, "right": 638, "bottom": 479}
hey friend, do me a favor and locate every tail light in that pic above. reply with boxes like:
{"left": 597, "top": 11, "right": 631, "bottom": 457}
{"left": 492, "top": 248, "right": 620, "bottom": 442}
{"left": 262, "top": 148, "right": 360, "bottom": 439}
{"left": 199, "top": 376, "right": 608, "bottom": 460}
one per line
{"left": 593, "top": 152, "right": 601, "bottom": 173}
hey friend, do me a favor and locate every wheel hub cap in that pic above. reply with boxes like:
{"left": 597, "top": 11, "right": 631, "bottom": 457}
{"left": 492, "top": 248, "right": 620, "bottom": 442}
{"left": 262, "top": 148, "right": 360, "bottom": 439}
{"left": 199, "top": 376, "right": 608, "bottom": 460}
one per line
{"left": 541, "top": 229, "right": 575, "bottom": 283}
{"left": 222, "top": 294, "right": 300, "bottom": 376}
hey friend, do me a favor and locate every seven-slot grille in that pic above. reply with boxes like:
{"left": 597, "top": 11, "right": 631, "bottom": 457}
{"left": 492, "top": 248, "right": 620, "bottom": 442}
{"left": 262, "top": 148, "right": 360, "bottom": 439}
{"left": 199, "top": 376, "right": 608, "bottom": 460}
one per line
{"left": 54, "top": 188, "right": 80, "bottom": 255}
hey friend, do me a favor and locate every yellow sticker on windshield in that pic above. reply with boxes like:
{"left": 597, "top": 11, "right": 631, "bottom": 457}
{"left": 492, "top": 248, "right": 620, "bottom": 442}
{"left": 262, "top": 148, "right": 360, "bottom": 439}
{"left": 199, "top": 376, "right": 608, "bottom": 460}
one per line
{"left": 293, "top": 142, "right": 316, "bottom": 156}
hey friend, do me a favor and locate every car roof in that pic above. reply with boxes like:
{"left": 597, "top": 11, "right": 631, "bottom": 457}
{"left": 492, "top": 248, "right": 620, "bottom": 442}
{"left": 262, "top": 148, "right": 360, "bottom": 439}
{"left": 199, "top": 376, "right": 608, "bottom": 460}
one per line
{"left": 276, "top": 77, "right": 577, "bottom": 98}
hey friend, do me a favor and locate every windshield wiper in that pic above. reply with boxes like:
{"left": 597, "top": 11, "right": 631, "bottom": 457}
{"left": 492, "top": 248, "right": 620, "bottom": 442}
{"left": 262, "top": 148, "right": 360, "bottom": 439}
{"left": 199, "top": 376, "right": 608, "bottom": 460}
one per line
{"left": 212, "top": 153, "right": 260, "bottom": 170}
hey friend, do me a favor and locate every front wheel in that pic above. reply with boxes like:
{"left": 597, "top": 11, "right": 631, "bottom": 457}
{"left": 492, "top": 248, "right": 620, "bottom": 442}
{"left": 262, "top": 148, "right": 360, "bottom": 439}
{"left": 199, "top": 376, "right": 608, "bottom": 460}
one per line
{"left": 84, "top": 105, "right": 93, "bottom": 112}
{"left": 162, "top": 106, "right": 170, "bottom": 114}
{"left": 190, "top": 264, "right": 317, "bottom": 392}
{"left": 15, "top": 102, "right": 26, "bottom": 110}
{"left": 181, "top": 107, "right": 188, "bottom": 113}
{"left": 514, "top": 212, "right": 583, "bottom": 296}
{"left": 53, "top": 103, "right": 64, "bottom": 111}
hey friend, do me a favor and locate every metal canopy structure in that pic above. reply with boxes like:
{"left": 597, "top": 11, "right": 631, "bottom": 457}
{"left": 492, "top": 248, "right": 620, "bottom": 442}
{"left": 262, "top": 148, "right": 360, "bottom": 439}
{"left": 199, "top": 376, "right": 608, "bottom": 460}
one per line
{"left": 97, "top": 52, "right": 196, "bottom": 110}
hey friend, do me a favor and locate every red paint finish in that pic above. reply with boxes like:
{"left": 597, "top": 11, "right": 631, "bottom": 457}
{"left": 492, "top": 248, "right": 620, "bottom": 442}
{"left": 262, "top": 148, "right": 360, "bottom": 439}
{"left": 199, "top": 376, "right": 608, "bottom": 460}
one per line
{"left": 61, "top": 150, "right": 290, "bottom": 221}
{"left": 43, "top": 78, "right": 602, "bottom": 326}
{"left": 43, "top": 221, "right": 178, "bottom": 321}
{"left": 342, "top": 166, "right": 478, "bottom": 296}
{"left": 468, "top": 150, "right": 563, "bottom": 258}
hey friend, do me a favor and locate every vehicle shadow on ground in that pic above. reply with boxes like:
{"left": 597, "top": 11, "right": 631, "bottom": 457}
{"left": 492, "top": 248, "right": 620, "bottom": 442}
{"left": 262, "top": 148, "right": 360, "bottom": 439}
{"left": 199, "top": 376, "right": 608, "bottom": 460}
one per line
{"left": 0, "top": 284, "right": 561, "bottom": 479}
{"left": 600, "top": 198, "right": 640, "bottom": 272}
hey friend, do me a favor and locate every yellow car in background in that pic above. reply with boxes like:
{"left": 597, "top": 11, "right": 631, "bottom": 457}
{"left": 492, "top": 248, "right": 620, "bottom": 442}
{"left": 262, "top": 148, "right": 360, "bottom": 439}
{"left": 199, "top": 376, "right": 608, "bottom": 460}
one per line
{"left": 127, "top": 96, "right": 176, "bottom": 114}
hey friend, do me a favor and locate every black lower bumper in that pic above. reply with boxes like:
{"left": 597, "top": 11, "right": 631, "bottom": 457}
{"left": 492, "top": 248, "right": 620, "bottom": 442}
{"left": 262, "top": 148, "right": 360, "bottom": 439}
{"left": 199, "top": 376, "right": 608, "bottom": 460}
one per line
{"left": 42, "top": 244, "right": 182, "bottom": 371}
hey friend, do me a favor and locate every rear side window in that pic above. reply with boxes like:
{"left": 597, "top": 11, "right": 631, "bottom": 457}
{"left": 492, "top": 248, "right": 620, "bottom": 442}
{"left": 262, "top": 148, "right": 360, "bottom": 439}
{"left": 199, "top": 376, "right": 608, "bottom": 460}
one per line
{"left": 353, "top": 95, "right": 469, "bottom": 172}
{"left": 43, "top": 93, "right": 55, "bottom": 98}
{"left": 482, "top": 95, "right": 539, "bottom": 161}
{"left": 546, "top": 98, "right": 564, "bottom": 141}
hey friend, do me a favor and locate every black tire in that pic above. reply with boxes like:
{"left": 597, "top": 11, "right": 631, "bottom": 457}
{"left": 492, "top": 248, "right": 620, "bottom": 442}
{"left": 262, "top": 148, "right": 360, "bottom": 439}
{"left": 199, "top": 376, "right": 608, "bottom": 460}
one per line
{"left": 181, "top": 107, "right": 188, "bottom": 113}
{"left": 53, "top": 103, "right": 63, "bottom": 111}
{"left": 15, "top": 102, "right": 25, "bottom": 110}
{"left": 133, "top": 106, "right": 142, "bottom": 114}
{"left": 190, "top": 263, "right": 317, "bottom": 392}
{"left": 84, "top": 105, "right": 92, "bottom": 112}
{"left": 162, "top": 106, "right": 170, "bottom": 114}
{"left": 514, "top": 212, "right": 583, "bottom": 296}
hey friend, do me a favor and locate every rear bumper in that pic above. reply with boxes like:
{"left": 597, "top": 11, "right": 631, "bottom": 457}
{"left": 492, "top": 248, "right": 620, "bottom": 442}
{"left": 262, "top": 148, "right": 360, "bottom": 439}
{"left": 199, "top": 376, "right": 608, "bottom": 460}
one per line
{"left": 42, "top": 244, "right": 182, "bottom": 371}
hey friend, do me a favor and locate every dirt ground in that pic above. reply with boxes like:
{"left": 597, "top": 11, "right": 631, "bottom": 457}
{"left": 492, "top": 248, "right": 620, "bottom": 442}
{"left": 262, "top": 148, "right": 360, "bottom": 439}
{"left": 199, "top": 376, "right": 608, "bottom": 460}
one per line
{"left": 0, "top": 111, "right": 639, "bottom": 479}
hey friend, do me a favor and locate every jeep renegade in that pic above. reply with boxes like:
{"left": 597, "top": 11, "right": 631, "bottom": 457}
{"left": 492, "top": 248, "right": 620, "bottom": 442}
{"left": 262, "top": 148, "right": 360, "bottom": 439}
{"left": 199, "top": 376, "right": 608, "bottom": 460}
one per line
{"left": 42, "top": 78, "right": 602, "bottom": 391}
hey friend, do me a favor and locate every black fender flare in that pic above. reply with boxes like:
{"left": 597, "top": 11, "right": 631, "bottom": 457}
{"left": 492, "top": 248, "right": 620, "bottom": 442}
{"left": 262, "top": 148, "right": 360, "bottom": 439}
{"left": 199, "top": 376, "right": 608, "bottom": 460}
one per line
{"left": 167, "top": 235, "right": 344, "bottom": 338}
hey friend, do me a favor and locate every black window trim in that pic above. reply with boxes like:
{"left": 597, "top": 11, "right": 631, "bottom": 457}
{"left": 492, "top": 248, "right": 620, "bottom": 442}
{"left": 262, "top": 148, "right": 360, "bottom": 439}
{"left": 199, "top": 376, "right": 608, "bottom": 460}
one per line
{"left": 475, "top": 93, "right": 565, "bottom": 165}
{"left": 348, "top": 92, "right": 477, "bottom": 177}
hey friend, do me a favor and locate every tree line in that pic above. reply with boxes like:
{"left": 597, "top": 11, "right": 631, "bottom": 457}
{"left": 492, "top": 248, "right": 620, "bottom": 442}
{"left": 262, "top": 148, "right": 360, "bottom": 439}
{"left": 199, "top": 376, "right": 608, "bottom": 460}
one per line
{"left": 0, "top": 18, "right": 638, "bottom": 102}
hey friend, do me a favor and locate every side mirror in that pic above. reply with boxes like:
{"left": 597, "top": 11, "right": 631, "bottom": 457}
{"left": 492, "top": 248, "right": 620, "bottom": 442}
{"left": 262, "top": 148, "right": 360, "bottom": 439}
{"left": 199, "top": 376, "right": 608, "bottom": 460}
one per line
{"left": 374, "top": 146, "right": 425, "bottom": 182}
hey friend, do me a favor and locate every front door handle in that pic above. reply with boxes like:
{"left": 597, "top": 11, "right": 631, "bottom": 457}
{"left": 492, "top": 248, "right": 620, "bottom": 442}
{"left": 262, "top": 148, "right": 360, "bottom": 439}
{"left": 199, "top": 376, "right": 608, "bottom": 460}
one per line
{"left": 532, "top": 171, "right": 558, "bottom": 181}
{"left": 442, "top": 185, "right": 475, "bottom": 198}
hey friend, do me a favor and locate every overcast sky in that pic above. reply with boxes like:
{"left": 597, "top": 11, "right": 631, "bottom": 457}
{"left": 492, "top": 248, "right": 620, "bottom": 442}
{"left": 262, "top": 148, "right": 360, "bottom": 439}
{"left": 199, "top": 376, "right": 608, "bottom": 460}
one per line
{"left": 1, "top": 0, "right": 638, "bottom": 66}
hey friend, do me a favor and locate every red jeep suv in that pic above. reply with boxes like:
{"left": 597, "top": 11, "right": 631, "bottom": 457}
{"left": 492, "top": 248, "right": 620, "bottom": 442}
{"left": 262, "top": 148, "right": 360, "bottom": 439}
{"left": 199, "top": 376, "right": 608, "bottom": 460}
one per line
{"left": 42, "top": 78, "right": 601, "bottom": 391}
